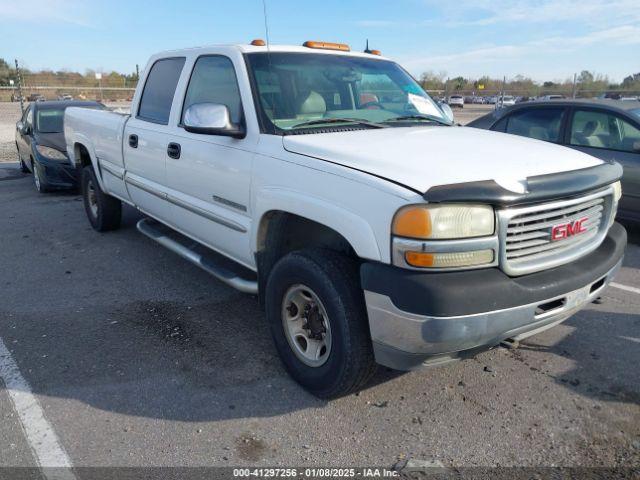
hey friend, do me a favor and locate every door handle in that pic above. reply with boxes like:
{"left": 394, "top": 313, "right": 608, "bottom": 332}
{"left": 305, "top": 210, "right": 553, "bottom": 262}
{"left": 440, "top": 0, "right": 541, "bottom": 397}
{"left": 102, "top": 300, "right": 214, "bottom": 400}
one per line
{"left": 129, "top": 134, "right": 138, "bottom": 148}
{"left": 167, "top": 142, "right": 181, "bottom": 159}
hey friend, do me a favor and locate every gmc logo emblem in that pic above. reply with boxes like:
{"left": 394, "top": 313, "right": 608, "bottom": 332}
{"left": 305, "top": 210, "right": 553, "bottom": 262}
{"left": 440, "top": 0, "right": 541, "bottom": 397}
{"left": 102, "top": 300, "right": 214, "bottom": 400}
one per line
{"left": 551, "top": 217, "right": 588, "bottom": 241}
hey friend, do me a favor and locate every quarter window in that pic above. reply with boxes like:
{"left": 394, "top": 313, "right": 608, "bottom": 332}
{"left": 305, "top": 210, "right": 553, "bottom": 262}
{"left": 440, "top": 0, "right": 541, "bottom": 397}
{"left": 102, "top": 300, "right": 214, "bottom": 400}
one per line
{"left": 138, "top": 57, "right": 186, "bottom": 124}
{"left": 570, "top": 110, "right": 640, "bottom": 153}
{"left": 182, "top": 56, "right": 243, "bottom": 125}
{"left": 504, "top": 107, "right": 565, "bottom": 143}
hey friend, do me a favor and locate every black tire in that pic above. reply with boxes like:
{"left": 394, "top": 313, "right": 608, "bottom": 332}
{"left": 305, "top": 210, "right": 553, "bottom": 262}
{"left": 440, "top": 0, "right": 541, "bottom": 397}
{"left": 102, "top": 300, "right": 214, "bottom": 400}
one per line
{"left": 32, "top": 160, "right": 49, "bottom": 193}
{"left": 265, "top": 248, "right": 376, "bottom": 398}
{"left": 81, "top": 165, "right": 122, "bottom": 231}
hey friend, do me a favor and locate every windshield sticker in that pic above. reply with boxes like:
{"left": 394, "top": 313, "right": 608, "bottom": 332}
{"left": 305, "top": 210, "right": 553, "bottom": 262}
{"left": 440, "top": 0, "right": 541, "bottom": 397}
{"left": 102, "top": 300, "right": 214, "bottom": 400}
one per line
{"left": 407, "top": 93, "right": 442, "bottom": 117}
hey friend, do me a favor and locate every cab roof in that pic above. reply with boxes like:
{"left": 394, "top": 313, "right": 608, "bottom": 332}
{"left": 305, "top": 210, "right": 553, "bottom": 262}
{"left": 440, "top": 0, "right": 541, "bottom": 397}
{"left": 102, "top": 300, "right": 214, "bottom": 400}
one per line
{"left": 154, "top": 43, "right": 389, "bottom": 60}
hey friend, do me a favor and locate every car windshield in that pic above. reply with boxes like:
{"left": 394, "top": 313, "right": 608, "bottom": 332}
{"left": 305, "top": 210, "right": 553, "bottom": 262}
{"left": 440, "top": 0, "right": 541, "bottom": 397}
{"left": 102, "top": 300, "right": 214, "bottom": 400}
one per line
{"left": 245, "top": 52, "right": 450, "bottom": 133}
{"left": 36, "top": 109, "right": 65, "bottom": 133}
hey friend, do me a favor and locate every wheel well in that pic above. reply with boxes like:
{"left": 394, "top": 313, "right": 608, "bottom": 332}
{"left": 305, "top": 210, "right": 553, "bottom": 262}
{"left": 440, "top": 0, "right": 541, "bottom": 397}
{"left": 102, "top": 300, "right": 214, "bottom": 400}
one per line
{"left": 256, "top": 211, "right": 358, "bottom": 301}
{"left": 74, "top": 143, "right": 92, "bottom": 168}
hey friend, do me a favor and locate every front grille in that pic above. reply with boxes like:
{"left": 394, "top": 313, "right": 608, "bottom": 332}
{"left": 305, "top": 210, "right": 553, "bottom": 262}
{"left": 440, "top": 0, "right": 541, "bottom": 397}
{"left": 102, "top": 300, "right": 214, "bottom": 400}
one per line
{"left": 499, "top": 188, "right": 614, "bottom": 276}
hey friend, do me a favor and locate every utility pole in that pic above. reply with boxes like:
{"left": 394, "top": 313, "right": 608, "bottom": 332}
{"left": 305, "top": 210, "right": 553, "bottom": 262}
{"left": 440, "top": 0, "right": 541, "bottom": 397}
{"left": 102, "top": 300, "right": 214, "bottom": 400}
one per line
{"left": 14, "top": 59, "right": 25, "bottom": 114}
{"left": 498, "top": 76, "right": 506, "bottom": 109}
{"left": 571, "top": 73, "right": 577, "bottom": 99}
{"left": 135, "top": 64, "right": 140, "bottom": 82}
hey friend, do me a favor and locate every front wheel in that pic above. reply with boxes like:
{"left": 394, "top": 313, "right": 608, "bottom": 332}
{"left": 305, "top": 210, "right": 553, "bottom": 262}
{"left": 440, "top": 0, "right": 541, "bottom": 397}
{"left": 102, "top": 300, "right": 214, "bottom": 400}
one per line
{"left": 265, "top": 249, "right": 376, "bottom": 398}
{"left": 81, "top": 166, "right": 122, "bottom": 231}
{"left": 32, "top": 160, "right": 48, "bottom": 193}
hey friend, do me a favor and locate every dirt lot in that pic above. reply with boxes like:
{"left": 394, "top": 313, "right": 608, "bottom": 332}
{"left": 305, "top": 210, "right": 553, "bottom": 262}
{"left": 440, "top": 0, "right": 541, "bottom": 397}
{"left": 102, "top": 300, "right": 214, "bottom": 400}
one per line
{"left": 0, "top": 101, "right": 639, "bottom": 478}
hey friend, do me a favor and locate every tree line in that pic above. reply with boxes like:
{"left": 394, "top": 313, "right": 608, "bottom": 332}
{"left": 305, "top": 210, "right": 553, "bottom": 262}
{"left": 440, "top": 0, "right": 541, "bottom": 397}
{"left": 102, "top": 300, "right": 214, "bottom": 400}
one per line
{"left": 0, "top": 58, "right": 138, "bottom": 88}
{"left": 420, "top": 70, "right": 640, "bottom": 96}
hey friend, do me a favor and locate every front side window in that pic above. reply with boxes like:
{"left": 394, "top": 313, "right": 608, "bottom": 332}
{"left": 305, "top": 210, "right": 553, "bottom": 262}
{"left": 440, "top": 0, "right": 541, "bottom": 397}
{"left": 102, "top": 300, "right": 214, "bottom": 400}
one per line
{"left": 505, "top": 107, "right": 565, "bottom": 143}
{"left": 138, "top": 57, "right": 186, "bottom": 124}
{"left": 25, "top": 107, "right": 33, "bottom": 128}
{"left": 245, "top": 52, "right": 449, "bottom": 133}
{"left": 570, "top": 109, "right": 640, "bottom": 153}
{"left": 182, "top": 56, "right": 243, "bottom": 125}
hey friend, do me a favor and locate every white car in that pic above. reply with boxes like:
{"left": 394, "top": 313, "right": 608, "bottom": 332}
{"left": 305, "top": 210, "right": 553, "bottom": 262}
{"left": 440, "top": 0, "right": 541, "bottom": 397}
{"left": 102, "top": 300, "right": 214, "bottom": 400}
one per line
{"left": 498, "top": 95, "right": 516, "bottom": 107}
{"left": 64, "top": 40, "right": 626, "bottom": 398}
{"left": 448, "top": 95, "right": 464, "bottom": 108}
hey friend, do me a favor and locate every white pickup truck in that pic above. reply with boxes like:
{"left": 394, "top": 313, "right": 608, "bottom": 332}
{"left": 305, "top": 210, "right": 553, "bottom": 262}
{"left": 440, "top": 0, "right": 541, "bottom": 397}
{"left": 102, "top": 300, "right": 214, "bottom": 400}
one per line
{"left": 65, "top": 41, "right": 626, "bottom": 398}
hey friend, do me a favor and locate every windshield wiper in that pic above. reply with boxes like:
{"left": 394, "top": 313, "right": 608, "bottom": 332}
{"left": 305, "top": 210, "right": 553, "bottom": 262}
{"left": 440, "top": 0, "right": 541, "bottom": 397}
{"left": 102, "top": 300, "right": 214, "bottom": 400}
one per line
{"left": 291, "top": 117, "right": 386, "bottom": 130}
{"left": 384, "top": 115, "right": 450, "bottom": 126}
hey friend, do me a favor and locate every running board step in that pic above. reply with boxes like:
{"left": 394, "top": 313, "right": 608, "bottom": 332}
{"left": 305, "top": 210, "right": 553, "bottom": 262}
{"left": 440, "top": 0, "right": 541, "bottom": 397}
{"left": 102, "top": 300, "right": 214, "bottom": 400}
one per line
{"left": 136, "top": 218, "right": 258, "bottom": 294}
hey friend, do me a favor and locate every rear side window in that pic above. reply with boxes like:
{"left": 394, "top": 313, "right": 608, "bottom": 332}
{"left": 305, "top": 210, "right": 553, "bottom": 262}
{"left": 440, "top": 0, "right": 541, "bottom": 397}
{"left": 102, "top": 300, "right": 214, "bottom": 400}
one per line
{"left": 505, "top": 107, "right": 565, "bottom": 143}
{"left": 181, "top": 56, "right": 243, "bottom": 125}
{"left": 138, "top": 57, "right": 186, "bottom": 124}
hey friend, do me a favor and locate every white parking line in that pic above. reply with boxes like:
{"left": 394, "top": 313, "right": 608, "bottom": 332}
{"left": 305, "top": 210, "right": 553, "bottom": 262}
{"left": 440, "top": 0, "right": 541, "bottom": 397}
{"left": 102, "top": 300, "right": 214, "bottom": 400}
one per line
{"left": 611, "top": 282, "right": 640, "bottom": 295}
{"left": 0, "top": 337, "right": 76, "bottom": 480}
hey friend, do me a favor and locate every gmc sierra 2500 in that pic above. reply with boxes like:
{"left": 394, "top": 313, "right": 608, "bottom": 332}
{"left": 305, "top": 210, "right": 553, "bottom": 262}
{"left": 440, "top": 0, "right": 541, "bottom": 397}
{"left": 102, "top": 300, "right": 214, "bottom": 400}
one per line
{"left": 64, "top": 41, "right": 626, "bottom": 398}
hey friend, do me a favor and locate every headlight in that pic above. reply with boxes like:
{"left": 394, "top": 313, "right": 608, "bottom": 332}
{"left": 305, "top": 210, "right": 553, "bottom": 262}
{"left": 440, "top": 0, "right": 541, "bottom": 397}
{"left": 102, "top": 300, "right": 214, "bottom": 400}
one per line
{"left": 392, "top": 204, "right": 497, "bottom": 270}
{"left": 392, "top": 204, "right": 495, "bottom": 239}
{"left": 36, "top": 145, "right": 67, "bottom": 160}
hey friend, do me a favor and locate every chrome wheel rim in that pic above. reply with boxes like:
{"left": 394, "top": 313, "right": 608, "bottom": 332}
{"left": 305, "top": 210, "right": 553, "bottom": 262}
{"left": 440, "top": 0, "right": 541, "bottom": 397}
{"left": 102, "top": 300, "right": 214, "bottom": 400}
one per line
{"left": 281, "top": 284, "right": 332, "bottom": 367}
{"left": 87, "top": 180, "right": 98, "bottom": 218}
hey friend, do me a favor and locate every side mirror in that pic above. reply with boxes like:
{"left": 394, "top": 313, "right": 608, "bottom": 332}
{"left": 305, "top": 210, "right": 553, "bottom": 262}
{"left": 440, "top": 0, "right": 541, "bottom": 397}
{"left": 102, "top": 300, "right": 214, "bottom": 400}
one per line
{"left": 633, "top": 141, "right": 640, "bottom": 153}
{"left": 182, "top": 103, "right": 245, "bottom": 139}
{"left": 439, "top": 102, "right": 455, "bottom": 124}
{"left": 16, "top": 121, "right": 24, "bottom": 133}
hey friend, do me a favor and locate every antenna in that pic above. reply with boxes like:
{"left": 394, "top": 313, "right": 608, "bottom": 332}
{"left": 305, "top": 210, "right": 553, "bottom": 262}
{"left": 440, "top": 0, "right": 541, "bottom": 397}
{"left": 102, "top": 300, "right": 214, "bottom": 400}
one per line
{"left": 261, "top": 0, "right": 271, "bottom": 49}
{"left": 364, "top": 39, "right": 372, "bottom": 54}
{"left": 261, "top": 0, "right": 277, "bottom": 118}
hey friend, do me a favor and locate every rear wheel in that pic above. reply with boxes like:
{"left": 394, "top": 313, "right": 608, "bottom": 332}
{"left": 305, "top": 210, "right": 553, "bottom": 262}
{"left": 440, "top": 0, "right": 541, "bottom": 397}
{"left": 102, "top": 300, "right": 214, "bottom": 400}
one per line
{"left": 81, "top": 165, "right": 122, "bottom": 231}
{"left": 265, "top": 248, "right": 376, "bottom": 398}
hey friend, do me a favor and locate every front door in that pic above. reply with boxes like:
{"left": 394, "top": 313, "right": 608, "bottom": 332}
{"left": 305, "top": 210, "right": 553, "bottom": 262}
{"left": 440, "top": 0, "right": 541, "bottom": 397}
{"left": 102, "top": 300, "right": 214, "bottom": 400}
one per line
{"left": 164, "top": 54, "right": 255, "bottom": 268}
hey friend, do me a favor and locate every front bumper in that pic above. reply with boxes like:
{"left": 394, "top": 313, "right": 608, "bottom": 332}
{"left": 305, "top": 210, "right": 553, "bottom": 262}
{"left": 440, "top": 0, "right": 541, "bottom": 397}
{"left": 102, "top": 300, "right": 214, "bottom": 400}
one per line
{"left": 35, "top": 158, "right": 78, "bottom": 189}
{"left": 361, "top": 223, "right": 627, "bottom": 370}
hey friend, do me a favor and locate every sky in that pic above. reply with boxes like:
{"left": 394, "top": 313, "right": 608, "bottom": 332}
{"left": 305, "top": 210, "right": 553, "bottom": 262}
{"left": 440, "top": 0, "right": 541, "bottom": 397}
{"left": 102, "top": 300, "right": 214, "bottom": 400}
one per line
{"left": 1, "top": 0, "right": 639, "bottom": 82}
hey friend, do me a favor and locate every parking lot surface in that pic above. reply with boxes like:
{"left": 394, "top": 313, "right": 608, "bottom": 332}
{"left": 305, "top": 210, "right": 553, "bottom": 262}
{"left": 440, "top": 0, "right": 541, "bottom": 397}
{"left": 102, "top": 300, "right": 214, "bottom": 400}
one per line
{"left": 0, "top": 103, "right": 639, "bottom": 476}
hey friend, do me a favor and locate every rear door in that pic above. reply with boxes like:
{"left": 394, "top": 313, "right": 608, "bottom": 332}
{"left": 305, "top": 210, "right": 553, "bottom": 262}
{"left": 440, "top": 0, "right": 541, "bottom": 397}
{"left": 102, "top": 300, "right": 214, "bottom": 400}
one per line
{"left": 566, "top": 108, "right": 640, "bottom": 217}
{"left": 123, "top": 56, "right": 186, "bottom": 220}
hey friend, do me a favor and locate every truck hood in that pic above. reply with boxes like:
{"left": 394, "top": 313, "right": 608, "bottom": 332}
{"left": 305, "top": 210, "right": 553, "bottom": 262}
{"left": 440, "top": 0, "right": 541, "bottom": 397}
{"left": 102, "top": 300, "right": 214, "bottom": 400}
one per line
{"left": 282, "top": 126, "right": 602, "bottom": 193}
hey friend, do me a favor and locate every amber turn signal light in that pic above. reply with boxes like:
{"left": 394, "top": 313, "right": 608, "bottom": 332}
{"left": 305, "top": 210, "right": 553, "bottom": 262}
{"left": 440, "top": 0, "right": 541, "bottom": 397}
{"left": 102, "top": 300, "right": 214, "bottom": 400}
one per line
{"left": 303, "top": 41, "right": 350, "bottom": 52}
{"left": 404, "top": 252, "right": 434, "bottom": 267}
{"left": 392, "top": 207, "right": 432, "bottom": 239}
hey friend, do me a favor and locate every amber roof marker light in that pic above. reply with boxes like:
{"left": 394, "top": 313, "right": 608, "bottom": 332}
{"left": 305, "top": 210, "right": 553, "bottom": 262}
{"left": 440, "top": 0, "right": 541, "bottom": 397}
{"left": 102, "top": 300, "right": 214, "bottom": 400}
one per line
{"left": 251, "top": 39, "right": 266, "bottom": 46}
{"left": 303, "top": 41, "right": 351, "bottom": 52}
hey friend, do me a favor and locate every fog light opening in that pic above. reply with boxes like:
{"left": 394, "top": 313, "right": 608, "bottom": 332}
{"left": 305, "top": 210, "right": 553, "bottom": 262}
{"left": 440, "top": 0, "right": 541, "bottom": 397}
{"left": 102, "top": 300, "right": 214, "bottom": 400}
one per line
{"left": 590, "top": 277, "right": 606, "bottom": 294}
{"left": 535, "top": 298, "right": 566, "bottom": 317}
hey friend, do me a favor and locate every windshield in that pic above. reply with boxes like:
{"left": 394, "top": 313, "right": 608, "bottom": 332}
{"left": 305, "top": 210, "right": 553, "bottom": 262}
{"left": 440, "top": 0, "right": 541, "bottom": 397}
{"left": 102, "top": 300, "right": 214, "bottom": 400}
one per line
{"left": 36, "top": 109, "right": 65, "bottom": 133}
{"left": 245, "top": 52, "right": 450, "bottom": 133}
